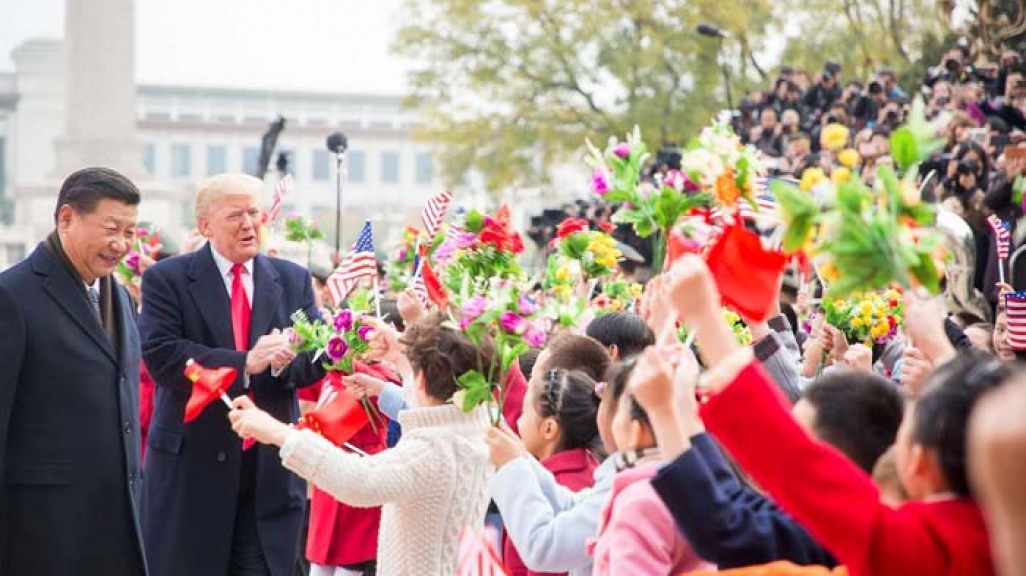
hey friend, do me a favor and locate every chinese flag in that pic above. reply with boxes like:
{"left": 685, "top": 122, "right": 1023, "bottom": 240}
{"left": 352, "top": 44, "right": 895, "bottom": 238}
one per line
{"left": 421, "top": 258, "right": 450, "bottom": 309}
{"left": 297, "top": 371, "right": 371, "bottom": 446}
{"left": 664, "top": 228, "right": 704, "bottom": 270}
{"left": 704, "top": 223, "right": 788, "bottom": 323}
{"left": 183, "top": 360, "right": 236, "bottom": 423}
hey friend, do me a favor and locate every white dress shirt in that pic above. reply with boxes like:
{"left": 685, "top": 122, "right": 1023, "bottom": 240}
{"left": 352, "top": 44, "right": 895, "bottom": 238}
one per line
{"left": 209, "top": 248, "right": 253, "bottom": 308}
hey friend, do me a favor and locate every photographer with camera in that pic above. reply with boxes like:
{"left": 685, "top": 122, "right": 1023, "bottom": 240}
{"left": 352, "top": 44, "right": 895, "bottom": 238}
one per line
{"left": 984, "top": 142, "right": 1026, "bottom": 225}
{"left": 982, "top": 70, "right": 1026, "bottom": 132}
{"left": 803, "top": 63, "right": 843, "bottom": 119}
{"left": 751, "top": 108, "right": 785, "bottom": 157}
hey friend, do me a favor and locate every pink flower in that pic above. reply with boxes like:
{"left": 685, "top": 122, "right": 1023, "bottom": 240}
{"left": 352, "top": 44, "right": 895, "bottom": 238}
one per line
{"left": 500, "top": 311, "right": 526, "bottom": 335}
{"left": 592, "top": 170, "right": 611, "bottom": 196}
{"left": 461, "top": 296, "right": 489, "bottom": 320}
{"left": 333, "top": 310, "right": 354, "bottom": 332}
{"left": 458, "top": 317, "right": 474, "bottom": 331}
{"left": 524, "top": 323, "right": 547, "bottom": 347}
{"left": 125, "top": 252, "right": 142, "bottom": 275}
{"left": 456, "top": 233, "right": 478, "bottom": 249}
{"left": 664, "top": 169, "right": 694, "bottom": 193}
{"left": 518, "top": 295, "right": 539, "bottom": 316}
{"left": 326, "top": 336, "right": 349, "bottom": 362}
{"left": 612, "top": 143, "right": 630, "bottom": 159}
{"left": 396, "top": 247, "right": 408, "bottom": 261}
{"left": 433, "top": 240, "right": 456, "bottom": 264}
{"left": 357, "top": 325, "right": 375, "bottom": 342}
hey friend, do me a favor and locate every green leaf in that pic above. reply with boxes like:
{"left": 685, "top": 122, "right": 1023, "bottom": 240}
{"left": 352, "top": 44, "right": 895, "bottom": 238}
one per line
{"left": 464, "top": 210, "right": 485, "bottom": 233}
{"left": 889, "top": 127, "right": 917, "bottom": 173}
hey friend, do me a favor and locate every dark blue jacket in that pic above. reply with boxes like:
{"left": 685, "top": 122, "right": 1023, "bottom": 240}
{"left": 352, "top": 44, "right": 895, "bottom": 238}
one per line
{"left": 138, "top": 244, "right": 325, "bottom": 576}
{"left": 0, "top": 243, "right": 147, "bottom": 576}
{"left": 651, "top": 433, "right": 837, "bottom": 568}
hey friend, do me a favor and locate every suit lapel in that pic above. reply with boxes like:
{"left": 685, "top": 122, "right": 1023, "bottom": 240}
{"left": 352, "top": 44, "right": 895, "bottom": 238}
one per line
{"left": 187, "top": 245, "right": 235, "bottom": 350}
{"left": 32, "top": 246, "right": 117, "bottom": 364}
{"left": 249, "top": 255, "right": 283, "bottom": 346}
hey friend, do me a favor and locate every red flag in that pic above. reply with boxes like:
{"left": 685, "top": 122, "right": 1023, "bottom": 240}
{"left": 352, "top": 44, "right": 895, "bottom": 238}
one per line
{"left": 183, "top": 359, "right": 236, "bottom": 423}
{"left": 704, "top": 222, "right": 788, "bottom": 323}
{"left": 664, "top": 228, "right": 703, "bottom": 270}
{"left": 498, "top": 362, "right": 528, "bottom": 435}
{"left": 420, "top": 258, "right": 449, "bottom": 309}
{"left": 296, "top": 372, "right": 371, "bottom": 446}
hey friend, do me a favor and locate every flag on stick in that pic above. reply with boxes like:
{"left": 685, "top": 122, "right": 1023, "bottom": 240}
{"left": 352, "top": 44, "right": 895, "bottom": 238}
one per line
{"left": 327, "top": 220, "right": 377, "bottom": 307}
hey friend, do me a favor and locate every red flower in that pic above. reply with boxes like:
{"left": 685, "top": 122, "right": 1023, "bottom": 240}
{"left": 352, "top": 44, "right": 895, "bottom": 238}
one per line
{"left": 479, "top": 205, "right": 525, "bottom": 254}
{"left": 557, "top": 217, "right": 590, "bottom": 239}
{"left": 598, "top": 221, "right": 616, "bottom": 233}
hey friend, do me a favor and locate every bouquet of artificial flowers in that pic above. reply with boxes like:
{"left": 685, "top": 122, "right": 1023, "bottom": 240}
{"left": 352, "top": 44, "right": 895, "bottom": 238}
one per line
{"left": 288, "top": 309, "right": 386, "bottom": 431}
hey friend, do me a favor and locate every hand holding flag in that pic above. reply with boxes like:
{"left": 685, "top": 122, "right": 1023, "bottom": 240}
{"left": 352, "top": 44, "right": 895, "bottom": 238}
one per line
{"left": 183, "top": 359, "right": 236, "bottom": 423}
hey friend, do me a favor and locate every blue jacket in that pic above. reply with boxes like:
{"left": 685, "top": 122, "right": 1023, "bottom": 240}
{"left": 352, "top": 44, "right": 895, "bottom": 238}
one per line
{"left": 650, "top": 433, "right": 837, "bottom": 568}
{"left": 138, "top": 244, "right": 325, "bottom": 576}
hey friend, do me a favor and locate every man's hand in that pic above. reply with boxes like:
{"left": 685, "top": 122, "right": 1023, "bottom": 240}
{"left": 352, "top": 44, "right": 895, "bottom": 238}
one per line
{"left": 246, "top": 330, "right": 291, "bottom": 375}
{"left": 901, "top": 347, "right": 934, "bottom": 398}
{"left": 363, "top": 317, "right": 403, "bottom": 365}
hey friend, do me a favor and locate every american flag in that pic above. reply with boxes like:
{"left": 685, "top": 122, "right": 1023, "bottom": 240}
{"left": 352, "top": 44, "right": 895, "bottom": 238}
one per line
{"left": 1004, "top": 292, "right": 1026, "bottom": 350}
{"left": 327, "top": 221, "right": 377, "bottom": 307}
{"left": 268, "top": 174, "right": 292, "bottom": 224}
{"left": 421, "top": 191, "right": 453, "bottom": 239}
{"left": 411, "top": 272, "right": 430, "bottom": 308}
{"left": 988, "top": 215, "right": 1012, "bottom": 260}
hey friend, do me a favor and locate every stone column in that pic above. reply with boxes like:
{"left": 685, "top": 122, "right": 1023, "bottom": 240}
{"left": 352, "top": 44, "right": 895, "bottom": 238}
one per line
{"left": 53, "top": 0, "right": 143, "bottom": 178}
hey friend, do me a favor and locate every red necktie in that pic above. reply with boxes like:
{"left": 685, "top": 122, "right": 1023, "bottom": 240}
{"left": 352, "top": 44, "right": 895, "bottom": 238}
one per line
{"left": 230, "top": 264, "right": 251, "bottom": 351}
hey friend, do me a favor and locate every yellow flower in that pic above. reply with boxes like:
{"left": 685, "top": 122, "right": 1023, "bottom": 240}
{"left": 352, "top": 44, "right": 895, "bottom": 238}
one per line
{"left": 800, "top": 167, "right": 827, "bottom": 192}
{"left": 628, "top": 284, "right": 643, "bottom": 297}
{"left": 821, "top": 123, "right": 850, "bottom": 151}
{"left": 832, "top": 167, "right": 852, "bottom": 184}
{"left": 885, "top": 289, "right": 901, "bottom": 301}
{"left": 859, "top": 302, "right": 873, "bottom": 316}
{"left": 819, "top": 260, "right": 841, "bottom": 284}
{"left": 556, "top": 267, "right": 571, "bottom": 282}
{"left": 861, "top": 315, "right": 874, "bottom": 327}
{"left": 838, "top": 148, "right": 861, "bottom": 168}
{"left": 553, "top": 284, "right": 572, "bottom": 300}
{"left": 852, "top": 317, "right": 864, "bottom": 328}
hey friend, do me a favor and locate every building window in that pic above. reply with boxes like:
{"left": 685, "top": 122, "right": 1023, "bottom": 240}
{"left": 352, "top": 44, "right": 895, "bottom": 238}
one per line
{"left": 206, "top": 145, "right": 227, "bottom": 176}
{"left": 278, "top": 149, "right": 297, "bottom": 177}
{"left": 380, "top": 151, "right": 399, "bottom": 183}
{"left": 0, "top": 136, "right": 6, "bottom": 195}
{"left": 171, "top": 144, "right": 191, "bottom": 179}
{"left": 243, "top": 147, "right": 260, "bottom": 176}
{"left": 348, "top": 150, "right": 365, "bottom": 183}
{"left": 143, "top": 143, "right": 156, "bottom": 176}
{"left": 312, "top": 150, "right": 331, "bottom": 181}
{"left": 415, "top": 153, "right": 433, "bottom": 185}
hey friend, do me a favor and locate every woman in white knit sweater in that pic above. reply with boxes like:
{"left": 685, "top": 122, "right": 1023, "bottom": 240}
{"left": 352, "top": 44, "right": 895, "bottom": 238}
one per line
{"left": 229, "top": 316, "right": 495, "bottom": 576}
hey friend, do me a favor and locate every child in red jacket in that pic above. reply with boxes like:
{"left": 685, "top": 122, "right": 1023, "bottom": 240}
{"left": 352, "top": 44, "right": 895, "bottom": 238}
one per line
{"left": 503, "top": 368, "right": 602, "bottom": 576}
{"left": 635, "top": 255, "right": 1006, "bottom": 576}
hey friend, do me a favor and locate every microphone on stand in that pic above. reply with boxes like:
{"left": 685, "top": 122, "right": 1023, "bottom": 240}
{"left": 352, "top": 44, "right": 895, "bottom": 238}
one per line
{"left": 326, "top": 132, "right": 349, "bottom": 257}
{"left": 696, "top": 24, "right": 727, "bottom": 38}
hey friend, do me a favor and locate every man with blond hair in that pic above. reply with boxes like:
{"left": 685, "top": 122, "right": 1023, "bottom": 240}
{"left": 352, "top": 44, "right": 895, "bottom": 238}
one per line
{"left": 139, "top": 173, "right": 326, "bottom": 576}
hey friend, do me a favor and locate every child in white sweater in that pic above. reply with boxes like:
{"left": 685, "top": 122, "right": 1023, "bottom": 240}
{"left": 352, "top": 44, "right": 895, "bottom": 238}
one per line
{"left": 230, "top": 315, "right": 495, "bottom": 576}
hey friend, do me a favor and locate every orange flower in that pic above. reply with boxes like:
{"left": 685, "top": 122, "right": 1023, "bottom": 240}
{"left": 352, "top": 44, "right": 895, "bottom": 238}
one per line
{"left": 715, "top": 171, "right": 741, "bottom": 207}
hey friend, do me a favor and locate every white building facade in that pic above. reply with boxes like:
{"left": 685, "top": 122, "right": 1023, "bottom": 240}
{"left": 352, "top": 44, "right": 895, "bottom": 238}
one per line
{"left": 0, "top": 39, "right": 443, "bottom": 269}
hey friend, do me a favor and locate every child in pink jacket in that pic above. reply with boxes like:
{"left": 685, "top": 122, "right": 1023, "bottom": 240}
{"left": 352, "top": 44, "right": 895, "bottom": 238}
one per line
{"left": 588, "top": 360, "right": 712, "bottom": 575}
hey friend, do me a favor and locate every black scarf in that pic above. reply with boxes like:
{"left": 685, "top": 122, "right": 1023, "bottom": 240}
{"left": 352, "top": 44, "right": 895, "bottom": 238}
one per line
{"left": 45, "top": 231, "right": 120, "bottom": 352}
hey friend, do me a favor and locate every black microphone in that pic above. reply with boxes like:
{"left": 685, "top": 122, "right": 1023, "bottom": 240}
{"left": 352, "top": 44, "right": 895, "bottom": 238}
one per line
{"left": 326, "top": 132, "right": 349, "bottom": 154}
{"left": 696, "top": 24, "right": 726, "bottom": 38}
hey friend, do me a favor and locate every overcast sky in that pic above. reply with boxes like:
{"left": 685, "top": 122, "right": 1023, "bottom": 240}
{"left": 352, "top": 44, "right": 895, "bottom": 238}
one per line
{"left": 0, "top": 0, "right": 412, "bottom": 94}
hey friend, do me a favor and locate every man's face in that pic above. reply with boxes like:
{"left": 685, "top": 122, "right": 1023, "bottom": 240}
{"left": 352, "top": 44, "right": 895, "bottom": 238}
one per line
{"left": 198, "top": 193, "right": 262, "bottom": 264}
{"left": 760, "top": 110, "right": 778, "bottom": 129}
{"left": 58, "top": 198, "right": 138, "bottom": 284}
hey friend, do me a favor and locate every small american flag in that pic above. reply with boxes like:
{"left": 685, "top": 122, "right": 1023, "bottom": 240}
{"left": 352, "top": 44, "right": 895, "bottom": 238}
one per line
{"left": 268, "top": 174, "right": 292, "bottom": 224}
{"left": 327, "top": 221, "right": 377, "bottom": 307}
{"left": 421, "top": 191, "right": 454, "bottom": 240}
{"left": 1004, "top": 292, "right": 1026, "bottom": 350}
{"left": 988, "top": 215, "right": 1012, "bottom": 260}
{"left": 411, "top": 273, "right": 430, "bottom": 308}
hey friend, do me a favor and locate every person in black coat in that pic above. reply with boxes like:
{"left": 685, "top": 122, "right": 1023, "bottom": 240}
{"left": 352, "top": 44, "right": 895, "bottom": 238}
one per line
{"left": 138, "top": 173, "right": 325, "bottom": 576}
{"left": 0, "top": 167, "right": 148, "bottom": 575}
